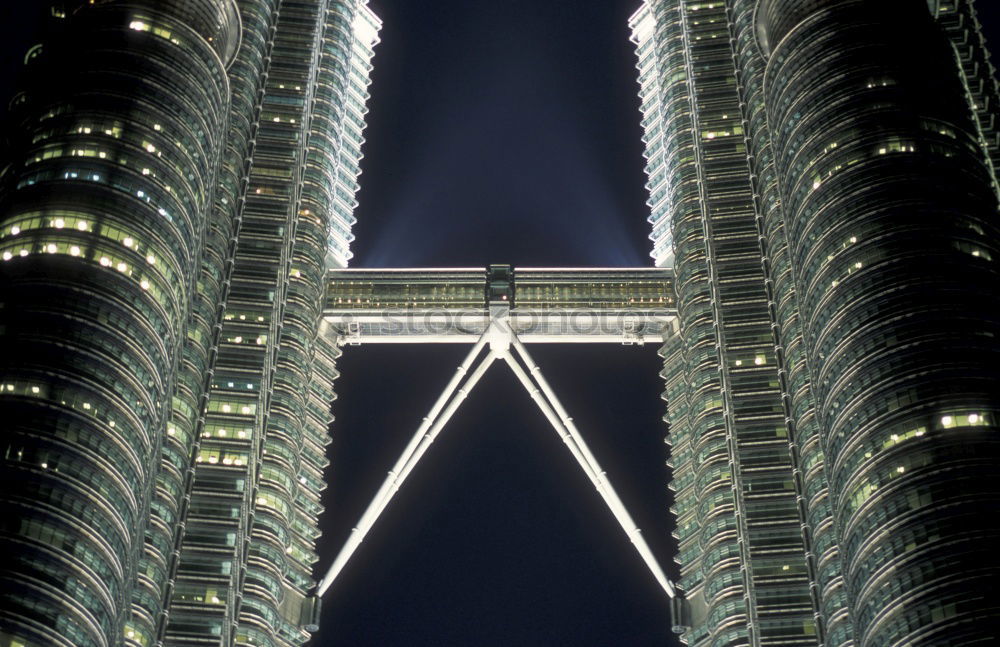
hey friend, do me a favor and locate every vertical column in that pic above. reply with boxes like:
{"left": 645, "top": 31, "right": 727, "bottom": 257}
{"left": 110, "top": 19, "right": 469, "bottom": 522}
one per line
{"left": 632, "top": 9, "right": 736, "bottom": 644}
{"left": 126, "top": 1, "right": 280, "bottom": 646}
{"left": 163, "top": 0, "right": 323, "bottom": 642}
{"left": 730, "top": 0, "right": 856, "bottom": 644}
{"left": 238, "top": 2, "right": 379, "bottom": 645}
{"left": 160, "top": 1, "right": 380, "bottom": 645}
{"left": 631, "top": 2, "right": 819, "bottom": 645}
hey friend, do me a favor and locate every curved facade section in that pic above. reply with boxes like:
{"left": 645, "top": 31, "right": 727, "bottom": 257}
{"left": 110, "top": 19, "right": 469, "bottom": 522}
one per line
{"left": 124, "top": 0, "right": 273, "bottom": 645}
{"left": 0, "top": 2, "right": 234, "bottom": 646}
{"left": 755, "top": 0, "right": 836, "bottom": 56}
{"left": 630, "top": 3, "right": 691, "bottom": 268}
{"left": 731, "top": 0, "right": 855, "bottom": 643}
{"left": 759, "top": 1, "right": 1000, "bottom": 645}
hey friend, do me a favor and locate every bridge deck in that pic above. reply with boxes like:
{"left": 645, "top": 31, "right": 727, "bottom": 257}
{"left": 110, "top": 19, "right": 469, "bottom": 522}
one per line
{"left": 324, "top": 267, "right": 677, "bottom": 344}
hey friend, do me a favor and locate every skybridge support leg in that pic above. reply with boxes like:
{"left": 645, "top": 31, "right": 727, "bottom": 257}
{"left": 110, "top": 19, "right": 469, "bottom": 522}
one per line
{"left": 317, "top": 314, "right": 678, "bottom": 618}
{"left": 502, "top": 336, "right": 678, "bottom": 601}
{"left": 317, "top": 336, "right": 497, "bottom": 596}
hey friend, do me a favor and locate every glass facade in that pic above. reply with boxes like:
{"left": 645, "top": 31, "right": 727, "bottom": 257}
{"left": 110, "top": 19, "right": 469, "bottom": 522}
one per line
{"left": 630, "top": 3, "right": 818, "bottom": 645}
{"left": 633, "top": 1, "right": 1000, "bottom": 646}
{"left": 0, "top": 1, "right": 379, "bottom": 646}
{"left": 4, "top": 0, "right": 1000, "bottom": 645}
{"left": 326, "top": 267, "right": 675, "bottom": 312}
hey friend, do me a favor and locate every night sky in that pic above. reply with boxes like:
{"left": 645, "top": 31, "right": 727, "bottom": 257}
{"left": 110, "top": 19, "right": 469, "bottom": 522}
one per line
{"left": 3, "top": 2, "right": 1000, "bottom": 646}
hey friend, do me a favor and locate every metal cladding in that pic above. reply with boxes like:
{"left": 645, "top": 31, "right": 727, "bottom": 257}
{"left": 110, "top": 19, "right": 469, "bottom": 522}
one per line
{"left": 2, "top": 0, "right": 1000, "bottom": 645}
{"left": 0, "top": 1, "right": 380, "bottom": 646}
{"left": 323, "top": 267, "right": 677, "bottom": 344}
{"left": 634, "top": 0, "right": 1000, "bottom": 645}
{"left": 731, "top": 0, "right": 854, "bottom": 641}
{"left": 158, "top": 2, "right": 380, "bottom": 646}
{"left": 631, "top": 1, "right": 821, "bottom": 644}
{"left": 0, "top": 2, "right": 235, "bottom": 645}
{"left": 759, "top": 1, "right": 1000, "bottom": 645}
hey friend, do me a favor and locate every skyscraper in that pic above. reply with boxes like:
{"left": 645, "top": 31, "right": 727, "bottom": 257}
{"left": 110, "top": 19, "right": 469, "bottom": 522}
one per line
{"left": 3, "top": 0, "right": 1000, "bottom": 646}
{"left": 631, "top": 1, "right": 1000, "bottom": 645}
{"left": 0, "top": 2, "right": 379, "bottom": 646}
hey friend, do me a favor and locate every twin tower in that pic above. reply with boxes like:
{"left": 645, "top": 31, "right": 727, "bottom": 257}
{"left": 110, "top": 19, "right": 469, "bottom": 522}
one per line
{"left": 1, "top": 1, "right": 999, "bottom": 647}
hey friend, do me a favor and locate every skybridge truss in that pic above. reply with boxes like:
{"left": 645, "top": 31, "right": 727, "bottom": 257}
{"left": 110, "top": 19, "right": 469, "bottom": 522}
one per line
{"left": 310, "top": 266, "right": 690, "bottom": 634}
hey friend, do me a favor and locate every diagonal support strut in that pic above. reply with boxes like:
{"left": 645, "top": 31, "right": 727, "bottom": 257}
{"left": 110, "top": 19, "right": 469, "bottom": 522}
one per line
{"left": 317, "top": 333, "right": 497, "bottom": 596}
{"left": 316, "top": 314, "right": 677, "bottom": 606}
{"left": 499, "top": 330, "right": 677, "bottom": 600}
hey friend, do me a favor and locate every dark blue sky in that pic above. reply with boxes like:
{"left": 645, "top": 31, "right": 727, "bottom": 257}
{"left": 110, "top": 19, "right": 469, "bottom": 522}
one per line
{"left": 4, "top": 2, "right": 1000, "bottom": 647}
{"left": 349, "top": 0, "right": 652, "bottom": 269}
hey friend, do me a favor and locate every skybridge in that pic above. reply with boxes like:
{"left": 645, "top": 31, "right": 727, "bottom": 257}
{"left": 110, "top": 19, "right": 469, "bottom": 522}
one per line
{"left": 324, "top": 265, "right": 677, "bottom": 344}
{"left": 312, "top": 265, "right": 691, "bottom": 635}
